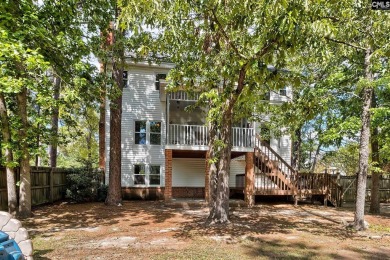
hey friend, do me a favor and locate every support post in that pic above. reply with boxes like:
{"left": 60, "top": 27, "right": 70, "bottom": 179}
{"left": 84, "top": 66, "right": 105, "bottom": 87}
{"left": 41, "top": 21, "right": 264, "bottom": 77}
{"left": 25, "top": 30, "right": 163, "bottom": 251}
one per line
{"left": 205, "top": 151, "right": 210, "bottom": 203}
{"left": 164, "top": 149, "right": 172, "bottom": 201}
{"left": 244, "top": 152, "right": 255, "bottom": 207}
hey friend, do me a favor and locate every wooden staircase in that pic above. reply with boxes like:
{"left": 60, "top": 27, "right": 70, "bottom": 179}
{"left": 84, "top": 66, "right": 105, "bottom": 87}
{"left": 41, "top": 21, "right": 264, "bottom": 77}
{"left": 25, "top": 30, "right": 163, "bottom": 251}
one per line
{"left": 253, "top": 135, "right": 342, "bottom": 206}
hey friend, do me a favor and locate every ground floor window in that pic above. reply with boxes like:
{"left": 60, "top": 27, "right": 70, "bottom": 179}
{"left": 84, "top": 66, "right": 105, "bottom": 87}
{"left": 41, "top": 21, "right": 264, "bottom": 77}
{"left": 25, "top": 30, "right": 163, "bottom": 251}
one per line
{"left": 149, "top": 165, "right": 161, "bottom": 185}
{"left": 133, "top": 164, "right": 161, "bottom": 186}
{"left": 134, "top": 164, "right": 146, "bottom": 185}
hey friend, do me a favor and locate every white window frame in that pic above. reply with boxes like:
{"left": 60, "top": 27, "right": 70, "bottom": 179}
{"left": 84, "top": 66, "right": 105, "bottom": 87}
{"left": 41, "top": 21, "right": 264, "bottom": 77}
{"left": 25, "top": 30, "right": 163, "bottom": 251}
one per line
{"left": 133, "top": 164, "right": 161, "bottom": 186}
{"left": 134, "top": 120, "right": 162, "bottom": 145}
{"left": 149, "top": 165, "right": 161, "bottom": 186}
{"left": 133, "top": 164, "right": 146, "bottom": 185}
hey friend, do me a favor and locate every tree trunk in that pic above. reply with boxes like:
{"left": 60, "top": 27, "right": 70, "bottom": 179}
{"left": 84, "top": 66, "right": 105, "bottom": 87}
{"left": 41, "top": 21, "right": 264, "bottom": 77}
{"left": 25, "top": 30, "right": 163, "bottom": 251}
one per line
{"left": 292, "top": 128, "right": 302, "bottom": 171}
{"left": 16, "top": 88, "right": 32, "bottom": 218}
{"left": 99, "top": 63, "right": 106, "bottom": 172}
{"left": 49, "top": 75, "right": 61, "bottom": 168}
{"left": 105, "top": 16, "right": 124, "bottom": 206}
{"left": 207, "top": 103, "right": 233, "bottom": 224}
{"left": 369, "top": 91, "right": 380, "bottom": 214}
{"left": 35, "top": 105, "right": 40, "bottom": 167}
{"left": 86, "top": 130, "right": 93, "bottom": 170}
{"left": 354, "top": 49, "right": 373, "bottom": 230}
{"left": 0, "top": 93, "right": 18, "bottom": 215}
{"left": 206, "top": 120, "right": 218, "bottom": 207}
{"left": 310, "top": 142, "right": 322, "bottom": 172}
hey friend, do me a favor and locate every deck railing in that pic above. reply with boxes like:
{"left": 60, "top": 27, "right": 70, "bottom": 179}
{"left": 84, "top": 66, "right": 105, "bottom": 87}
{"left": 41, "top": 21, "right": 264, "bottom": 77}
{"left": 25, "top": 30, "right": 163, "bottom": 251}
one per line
{"left": 168, "top": 124, "right": 254, "bottom": 148}
{"left": 168, "top": 124, "right": 209, "bottom": 146}
{"left": 254, "top": 135, "right": 296, "bottom": 178}
{"left": 169, "top": 91, "right": 200, "bottom": 101}
{"left": 232, "top": 127, "right": 254, "bottom": 147}
{"left": 292, "top": 172, "right": 342, "bottom": 206}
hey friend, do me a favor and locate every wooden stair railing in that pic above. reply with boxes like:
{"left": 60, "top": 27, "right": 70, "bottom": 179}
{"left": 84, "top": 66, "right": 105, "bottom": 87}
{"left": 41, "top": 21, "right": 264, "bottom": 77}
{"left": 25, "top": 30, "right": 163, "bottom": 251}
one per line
{"left": 253, "top": 135, "right": 343, "bottom": 206}
{"left": 254, "top": 135, "right": 297, "bottom": 193}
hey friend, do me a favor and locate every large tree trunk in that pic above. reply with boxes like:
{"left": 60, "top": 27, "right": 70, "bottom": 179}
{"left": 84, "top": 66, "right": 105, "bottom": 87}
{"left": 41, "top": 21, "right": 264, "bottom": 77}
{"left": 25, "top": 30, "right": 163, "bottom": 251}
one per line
{"left": 49, "top": 76, "right": 61, "bottom": 168}
{"left": 99, "top": 63, "right": 106, "bottom": 172}
{"left": 0, "top": 93, "right": 18, "bottom": 215}
{"left": 369, "top": 91, "right": 380, "bottom": 214}
{"left": 207, "top": 103, "right": 233, "bottom": 224}
{"left": 16, "top": 88, "right": 32, "bottom": 218}
{"left": 105, "top": 16, "right": 124, "bottom": 206}
{"left": 354, "top": 49, "right": 373, "bottom": 230}
{"left": 206, "top": 120, "right": 218, "bottom": 206}
{"left": 207, "top": 66, "right": 247, "bottom": 224}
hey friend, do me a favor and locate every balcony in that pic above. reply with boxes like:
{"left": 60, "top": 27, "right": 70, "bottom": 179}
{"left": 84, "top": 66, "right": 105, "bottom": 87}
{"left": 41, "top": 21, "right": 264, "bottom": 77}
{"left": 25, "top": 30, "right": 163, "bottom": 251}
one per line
{"left": 169, "top": 91, "right": 200, "bottom": 101}
{"left": 167, "top": 124, "right": 254, "bottom": 151}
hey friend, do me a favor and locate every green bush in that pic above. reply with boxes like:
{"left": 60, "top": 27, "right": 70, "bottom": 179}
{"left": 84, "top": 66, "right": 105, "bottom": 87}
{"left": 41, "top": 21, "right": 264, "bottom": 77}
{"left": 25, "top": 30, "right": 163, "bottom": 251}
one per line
{"left": 66, "top": 168, "right": 106, "bottom": 202}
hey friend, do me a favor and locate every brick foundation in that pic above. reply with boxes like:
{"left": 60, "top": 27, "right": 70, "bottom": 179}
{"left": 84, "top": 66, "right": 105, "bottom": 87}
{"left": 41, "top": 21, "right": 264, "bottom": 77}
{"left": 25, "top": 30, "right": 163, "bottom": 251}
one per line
{"left": 122, "top": 187, "right": 165, "bottom": 200}
{"left": 121, "top": 187, "right": 205, "bottom": 200}
{"left": 172, "top": 187, "right": 205, "bottom": 199}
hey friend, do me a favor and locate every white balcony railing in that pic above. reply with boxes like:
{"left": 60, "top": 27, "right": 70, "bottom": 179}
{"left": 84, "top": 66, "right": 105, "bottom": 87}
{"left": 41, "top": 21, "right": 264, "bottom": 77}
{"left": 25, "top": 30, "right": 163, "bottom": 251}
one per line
{"left": 168, "top": 124, "right": 209, "bottom": 146}
{"left": 169, "top": 91, "right": 200, "bottom": 101}
{"left": 232, "top": 127, "right": 254, "bottom": 147}
{"left": 168, "top": 124, "right": 254, "bottom": 148}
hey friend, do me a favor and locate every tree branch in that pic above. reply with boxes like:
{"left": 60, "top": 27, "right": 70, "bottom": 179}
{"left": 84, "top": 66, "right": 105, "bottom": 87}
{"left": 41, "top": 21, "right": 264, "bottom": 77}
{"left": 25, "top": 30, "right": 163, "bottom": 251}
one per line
{"left": 253, "top": 38, "right": 278, "bottom": 59}
{"left": 324, "top": 37, "right": 367, "bottom": 51}
{"left": 210, "top": 8, "right": 247, "bottom": 59}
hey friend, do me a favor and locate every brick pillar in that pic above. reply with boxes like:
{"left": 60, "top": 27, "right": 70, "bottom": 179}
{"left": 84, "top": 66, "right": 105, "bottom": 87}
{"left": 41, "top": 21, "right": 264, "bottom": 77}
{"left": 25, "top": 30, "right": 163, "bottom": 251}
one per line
{"left": 164, "top": 149, "right": 172, "bottom": 201}
{"left": 205, "top": 151, "right": 210, "bottom": 203}
{"left": 245, "top": 152, "right": 255, "bottom": 207}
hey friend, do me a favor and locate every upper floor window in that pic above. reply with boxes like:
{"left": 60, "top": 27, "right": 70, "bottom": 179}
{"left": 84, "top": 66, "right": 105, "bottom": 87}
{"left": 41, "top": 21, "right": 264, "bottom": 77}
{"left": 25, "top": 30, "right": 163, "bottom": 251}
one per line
{"left": 134, "top": 120, "right": 161, "bottom": 145}
{"left": 123, "top": 71, "right": 128, "bottom": 88}
{"left": 150, "top": 121, "right": 161, "bottom": 145}
{"left": 279, "top": 87, "right": 287, "bottom": 96}
{"left": 155, "top": 74, "right": 166, "bottom": 90}
{"left": 135, "top": 121, "right": 147, "bottom": 144}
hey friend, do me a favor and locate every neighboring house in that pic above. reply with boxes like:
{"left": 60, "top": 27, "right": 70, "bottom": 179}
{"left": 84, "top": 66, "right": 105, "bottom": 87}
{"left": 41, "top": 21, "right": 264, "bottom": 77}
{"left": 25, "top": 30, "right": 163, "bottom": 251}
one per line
{"left": 104, "top": 60, "right": 295, "bottom": 202}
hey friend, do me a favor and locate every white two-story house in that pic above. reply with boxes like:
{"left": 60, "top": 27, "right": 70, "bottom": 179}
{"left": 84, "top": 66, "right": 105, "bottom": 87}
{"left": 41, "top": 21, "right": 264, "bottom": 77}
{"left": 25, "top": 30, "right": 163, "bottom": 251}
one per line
{"left": 104, "top": 60, "right": 293, "bottom": 201}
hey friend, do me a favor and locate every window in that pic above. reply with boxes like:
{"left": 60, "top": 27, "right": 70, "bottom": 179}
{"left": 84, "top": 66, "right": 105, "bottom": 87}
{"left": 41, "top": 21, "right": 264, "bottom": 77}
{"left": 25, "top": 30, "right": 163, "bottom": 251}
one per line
{"left": 123, "top": 71, "right": 128, "bottom": 88}
{"left": 279, "top": 87, "right": 287, "bottom": 96}
{"left": 261, "top": 91, "right": 270, "bottom": 100}
{"left": 133, "top": 164, "right": 161, "bottom": 186}
{"left": 134, "top": 164, "right": 145, "bottom": 185}
{"left": 149, "top": 165, "right": 161, "bottom": 185}
{"left": 134, "top": 120, "right": 161, "bottom": 145}
{"left": 135, "top": 121, "right": 147, "bottom": 144}
{"left": 155, "top": 74, "right": 166, "bottom": 90}
{"left": 150, "top": 121, "right": 161, "bottom": 145}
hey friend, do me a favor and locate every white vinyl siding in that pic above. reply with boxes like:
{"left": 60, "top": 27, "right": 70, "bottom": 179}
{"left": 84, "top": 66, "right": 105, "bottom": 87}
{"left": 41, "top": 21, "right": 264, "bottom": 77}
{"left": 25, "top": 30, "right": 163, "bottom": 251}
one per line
{"left": 106, "top": 66, "right": 169, "bottom": 187}
{"left": 172, "top": 158, "right": 205, "bottom": 187}
{"left": 270, "top": 134, "right": 291, "bottom": 165}
{"left": 229, "top": 159, "right": 246, "bottom": 187}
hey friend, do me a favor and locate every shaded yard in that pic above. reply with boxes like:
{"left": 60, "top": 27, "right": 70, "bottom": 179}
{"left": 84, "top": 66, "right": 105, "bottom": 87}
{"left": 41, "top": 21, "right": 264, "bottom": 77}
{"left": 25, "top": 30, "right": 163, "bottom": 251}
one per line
{"left": 22, "top": 201, "right": 390, "bottom": 259}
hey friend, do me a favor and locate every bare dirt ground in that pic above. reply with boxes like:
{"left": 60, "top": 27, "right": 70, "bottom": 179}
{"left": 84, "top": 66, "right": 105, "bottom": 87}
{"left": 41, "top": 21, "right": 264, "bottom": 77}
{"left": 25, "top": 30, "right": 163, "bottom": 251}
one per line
{"left": 22, "top": 200, "right": 390, "bottom": 260}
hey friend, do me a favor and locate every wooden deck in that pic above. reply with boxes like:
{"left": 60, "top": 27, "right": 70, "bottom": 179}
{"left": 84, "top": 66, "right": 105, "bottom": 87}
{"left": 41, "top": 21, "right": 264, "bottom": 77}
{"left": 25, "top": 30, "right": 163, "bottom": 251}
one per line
{"left": 234, "top": 135, "right": 343, "bottom": 206}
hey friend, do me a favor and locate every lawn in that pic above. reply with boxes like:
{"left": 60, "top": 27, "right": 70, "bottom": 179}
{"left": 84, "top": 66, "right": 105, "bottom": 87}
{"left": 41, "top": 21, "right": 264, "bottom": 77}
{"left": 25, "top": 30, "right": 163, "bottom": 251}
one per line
{"left": 22, "top": 201, "right": 390, "bottom": 259}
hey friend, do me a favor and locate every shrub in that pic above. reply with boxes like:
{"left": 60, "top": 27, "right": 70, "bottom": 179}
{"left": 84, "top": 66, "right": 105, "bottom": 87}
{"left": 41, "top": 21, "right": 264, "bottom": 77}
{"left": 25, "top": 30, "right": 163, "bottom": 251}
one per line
{"left": 66, "top": 168, "right": 106, "bottom": 202}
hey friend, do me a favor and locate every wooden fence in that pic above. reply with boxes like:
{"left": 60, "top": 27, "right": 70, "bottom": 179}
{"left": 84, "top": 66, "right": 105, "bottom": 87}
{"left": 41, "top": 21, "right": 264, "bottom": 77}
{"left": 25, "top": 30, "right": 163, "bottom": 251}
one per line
{"left": 0, "top": 167, "right": 76, "bottom": 211}
{"left": 339, "top": 175, "right": 390, "bottom": 203}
